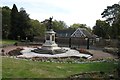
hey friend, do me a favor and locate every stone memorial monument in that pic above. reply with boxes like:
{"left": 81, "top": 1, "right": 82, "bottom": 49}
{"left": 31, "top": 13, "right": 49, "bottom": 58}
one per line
{"left": 42, "top": 17, "right": 61, "bottom": 50}
{"left": 18, "top": 17, "right": 92, "bottom": 59}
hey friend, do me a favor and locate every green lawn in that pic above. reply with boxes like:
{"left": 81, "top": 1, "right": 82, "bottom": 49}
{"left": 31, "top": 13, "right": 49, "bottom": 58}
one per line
{"left": 2, "top": 57, "right": 118, "bottom": 78}
{"left": 0, "top": 39, "right": 18, "bottom": 45}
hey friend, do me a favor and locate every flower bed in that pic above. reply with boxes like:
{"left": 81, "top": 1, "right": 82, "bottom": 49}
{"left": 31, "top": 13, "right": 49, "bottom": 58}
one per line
{"left": 103, "top": 47, "right": 118, "bottom": 56}
{"left": 78, "top": 48, "right": 93, "bottom": 56}
{"left": 7, "top": 48, "right": 23, "bottom": 56}
{"left": 68, "top": 70, "right": 119, "bottom": 79}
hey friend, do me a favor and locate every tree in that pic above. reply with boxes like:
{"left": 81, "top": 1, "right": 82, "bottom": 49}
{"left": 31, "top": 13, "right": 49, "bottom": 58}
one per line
{"left": 69, "top": 23, "right": 86, "bottom": 29}
{"left": 111, "top": 13, "right": 120, "bottom": 38}
{"left": 69, "top": 23, "right": 91, "bottom": 31}
{"left": 17, "top": 7, "right": 31, "bottom": 40}
{"left": 52, "top": 20, "right": 67, "bottom": 30}
{"left": 41, "top": 19, "right": 67, "bottom": 30}
{"left": 9, "top": 5, "right": 31, "bottom": 40}
{"left": 28, "top": 19, "right": 46, "bottom": 37}
{"left": 93, "top": 20, "right": 110, "bottom": 38}
{"left": 2, "top": 6, "right": 11, "bottom": 39}
{"left": 101, "top": 3, "right": 120, "bottom": 39}
{"left": 101, "top": 4, "right": 120, "bottom": 25}
{"left": 9, "top": 4, "right": 19, "bottom": 39}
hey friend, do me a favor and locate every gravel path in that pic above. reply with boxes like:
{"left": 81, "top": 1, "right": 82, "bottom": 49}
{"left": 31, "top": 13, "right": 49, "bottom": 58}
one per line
{"left": 88, "top": 50, "right": 117, "bottom": 60}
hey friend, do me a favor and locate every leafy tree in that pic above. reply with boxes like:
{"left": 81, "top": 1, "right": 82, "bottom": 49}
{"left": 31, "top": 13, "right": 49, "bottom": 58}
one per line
{"left": 111, "top": 13, "right": 120, "bottom": 38}
{"left": 41, "top": 19, "right": 67, "bottom": 30}
{"left": 93, "top": 20, "right": 110, "bottom": 38}
{"left": 17, "top": 7, "right": 31, "bottom": 40}
{"left": 101, "top": 4, "right": 120, "bottom": 25}
{"left": 28, "top": 19, "right": 46, "bottom": 37}
{"left": 101, "top": 3, "right": 120, "bottom": 39}
{"left": 52, "top": 20, "right": 67, "bottom": 30}
{"left": 2, "top": 6, "right": 11, "bottom": 39}
{"left": 9, "top": 4, "right": 19, "bottom": 40}
{"left": 69, "top": 23, "right": 85, "bottom": 29}
{"left": 69, "top": 23, "right": 91, "bottom": 32}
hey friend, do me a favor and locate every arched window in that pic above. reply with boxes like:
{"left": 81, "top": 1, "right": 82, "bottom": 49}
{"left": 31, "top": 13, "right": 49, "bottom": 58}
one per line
{"left": 52, "top": 35, "right": 54, "bottom": 41}
{"left": 46, "top": 34, "right": 50, "bottom": 40}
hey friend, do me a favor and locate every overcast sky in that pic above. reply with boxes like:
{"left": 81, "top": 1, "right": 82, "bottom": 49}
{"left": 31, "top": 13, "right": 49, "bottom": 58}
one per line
{"left": 1, "top": 0, "right": 120, "bottom": 28}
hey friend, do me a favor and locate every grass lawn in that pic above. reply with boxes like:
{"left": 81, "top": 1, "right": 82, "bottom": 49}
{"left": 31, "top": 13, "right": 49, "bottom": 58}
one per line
{"left": 2, "top": 57, "right": 118, "bottom": 78}
{"left": 0, "top": 39, "right": 18, "bottom": 45}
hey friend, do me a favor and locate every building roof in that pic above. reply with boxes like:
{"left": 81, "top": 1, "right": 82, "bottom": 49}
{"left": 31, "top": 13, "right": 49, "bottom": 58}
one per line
{"left": 71, "top": 28, "right": 92, "bottom": 38}
{"left": 55, "top": 28, "right": 95, "bottom": 38}
{"left": 55, "top": 29, "right": 75, "bottom": 37}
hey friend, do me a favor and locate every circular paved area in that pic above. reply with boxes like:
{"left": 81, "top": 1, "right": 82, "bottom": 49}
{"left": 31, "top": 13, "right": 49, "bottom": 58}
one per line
{"left": 18, "top": 47, "right": 92, "bottom": 58}
{"left": 1, "top": 45, "right": 117, "bottom": 60}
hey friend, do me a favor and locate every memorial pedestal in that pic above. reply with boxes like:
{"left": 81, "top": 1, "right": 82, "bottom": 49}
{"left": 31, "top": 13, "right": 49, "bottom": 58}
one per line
{"left": 42, "top": 29, "right": 61, "bottom": 50}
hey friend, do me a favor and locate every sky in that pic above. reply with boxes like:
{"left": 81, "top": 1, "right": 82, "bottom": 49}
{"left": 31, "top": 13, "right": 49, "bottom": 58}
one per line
{"left": 1, "top": 0, "right": 120, "bottom": 28}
